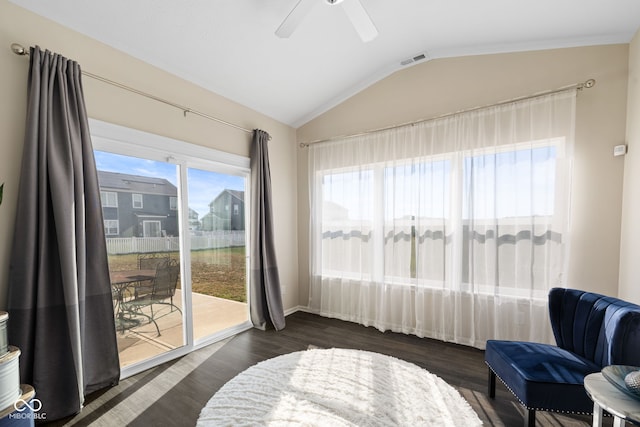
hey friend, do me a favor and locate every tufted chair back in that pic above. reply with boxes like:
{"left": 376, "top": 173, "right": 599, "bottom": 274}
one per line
{"left": 549, "top": 287, "right": 640, "bottom": 368}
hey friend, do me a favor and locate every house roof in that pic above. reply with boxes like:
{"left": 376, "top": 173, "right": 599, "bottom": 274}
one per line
{"left": 98, "top": 171, "right": 177, "bottom": 196}
{"left": 209, "top": 189, "right": 245, "bottom": 207}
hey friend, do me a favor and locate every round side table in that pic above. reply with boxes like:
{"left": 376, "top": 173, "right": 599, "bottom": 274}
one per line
{"left": 584, "top": 372, "right": 640, "bottom": 427}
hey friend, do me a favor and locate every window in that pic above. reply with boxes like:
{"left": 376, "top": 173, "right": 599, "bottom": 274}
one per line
{"left": 233, "top": 204, "right": 239, "bottom": 216}
{"left": 101, "top": 191, "right": 118, "bottom": 208}
{"left": 170, "top": 196, "right": 178, "bottom": 210}
{"left": 320, "top": 169, "right": 374, "bottom": 279}
{"left": 384, "top": 158, "right": 450, "bottom": 282}
{"left": 460, "top": 142, "right": 562, "bottom": 294}
{"left": 104, "top": 220, "right": 119, "bottom": 236}
{"left": 143, "top": 220, "right": 161, "bottom": 237}
{"left": 317, "top": 142, "right": 560, "bottom": 288}
{"left": 308, "top": 89, "right": 576, "bottom": 347}
{"left": 462, "top": 144, "right": 556, "bottom": 219}
{"left": 132, "top": 193, "right": 143, "bottom": 209}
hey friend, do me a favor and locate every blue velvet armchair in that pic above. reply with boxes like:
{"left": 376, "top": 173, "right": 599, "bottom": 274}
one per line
{"left": 485, "top": 288, "right": 640, "bottom": 427}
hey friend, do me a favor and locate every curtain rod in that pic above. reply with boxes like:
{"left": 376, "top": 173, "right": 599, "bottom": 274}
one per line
{"left": 10, "top": 43, "right": 258, "bottom": 138}
{"left": 299, "top": 78, "right": 596, "bottom": 148}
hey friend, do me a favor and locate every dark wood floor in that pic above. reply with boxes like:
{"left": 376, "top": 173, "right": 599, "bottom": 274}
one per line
{"left": 54, "top": 311, "right": 604, "bottom": 426}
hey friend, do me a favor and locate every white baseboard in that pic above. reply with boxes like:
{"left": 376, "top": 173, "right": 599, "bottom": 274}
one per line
{"left": 284, "top": 305, "right": 312, "bottom": 316}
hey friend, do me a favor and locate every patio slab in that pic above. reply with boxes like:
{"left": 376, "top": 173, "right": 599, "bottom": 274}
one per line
{"left": 116, "top": 290, "right": 248, "bottom": 367}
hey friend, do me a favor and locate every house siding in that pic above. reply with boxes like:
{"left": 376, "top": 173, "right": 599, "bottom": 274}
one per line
{"left": 98, "top": 171, "right": 179, "bottom": 238}
{"left": 202, "top": 190, "right": 245, "bottom": 231}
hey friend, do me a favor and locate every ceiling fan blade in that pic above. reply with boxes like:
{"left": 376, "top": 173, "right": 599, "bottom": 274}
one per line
{"left": 275, "top": 0, "right": 317, "bottom": 38}
{"left": 341, "top": 0, "right": 378, "bottom": 42}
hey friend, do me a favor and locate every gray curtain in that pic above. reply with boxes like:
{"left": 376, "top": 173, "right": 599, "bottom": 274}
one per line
{"left": 7, "top": 46, "right": 120, "bottom": 421}
{"left": 250, "top": 129, "right": 285, "bottom": 330}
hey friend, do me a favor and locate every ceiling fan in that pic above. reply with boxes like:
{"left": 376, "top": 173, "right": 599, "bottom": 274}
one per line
{"left": 275, "top": 0, "right": 378, "bottom": 43}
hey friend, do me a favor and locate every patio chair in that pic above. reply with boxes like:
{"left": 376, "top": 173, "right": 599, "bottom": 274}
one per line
{"left": 150, "top": 259, "right": 182, "bottom": 315}
{"left": 122, "top": 259, "right": 181, "bottom": 336}
{"left": 138, "top": 252, "right": 171, "bottom": 270}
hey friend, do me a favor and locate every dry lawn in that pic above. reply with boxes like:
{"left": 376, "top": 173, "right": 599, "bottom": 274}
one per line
{"left": 108, "top": 246, "right": 247, "bottom": 302}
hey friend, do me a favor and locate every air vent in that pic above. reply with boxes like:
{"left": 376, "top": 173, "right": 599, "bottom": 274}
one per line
{"left": 400, "top": 53, "right": 429, "bottom": 66}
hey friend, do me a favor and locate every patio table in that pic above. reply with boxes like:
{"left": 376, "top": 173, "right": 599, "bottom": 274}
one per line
{"left": 110, "top": 269, "right": 156, "bottom": 333}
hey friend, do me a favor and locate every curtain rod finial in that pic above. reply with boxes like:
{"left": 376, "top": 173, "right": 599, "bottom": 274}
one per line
{"left": 10, "top": 43, "right": 27, "bottom": 56}
{"left": 580, "top": 79, "right": 596, "bottom": 90}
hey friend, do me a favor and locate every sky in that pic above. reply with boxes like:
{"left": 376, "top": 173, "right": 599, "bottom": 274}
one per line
{"left": 94, "top": 150, "right": 245, "bottom": 219}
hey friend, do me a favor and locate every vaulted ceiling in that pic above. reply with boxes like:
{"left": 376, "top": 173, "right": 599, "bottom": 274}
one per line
{"left": 9, "top": 0, "right": 640, "bottom": 127}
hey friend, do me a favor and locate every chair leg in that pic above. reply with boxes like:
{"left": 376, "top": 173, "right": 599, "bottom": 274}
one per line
{"left": 488, "top": 368, "right": 496, "bottom": 398}
{"left": 151, "top": 318, "right": 160, "bottom": 337}
{"left": 148, "top": 304, "right": 160, "bottom": 336}
{"left": 524, "top": 408, "right": 535, "bottom": 427}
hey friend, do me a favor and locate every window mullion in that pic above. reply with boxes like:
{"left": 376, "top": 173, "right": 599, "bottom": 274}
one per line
{"left": 449, "top": 152, "right": 465, "bottom": 292}
{"left": 373, "top": 165, "right": 385, "bottom": 282}
{"left": 176, "top": 160, "right": 194, "bottom": 347}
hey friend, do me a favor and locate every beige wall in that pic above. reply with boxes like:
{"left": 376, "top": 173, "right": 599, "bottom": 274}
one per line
{"left": 619, "top": 29, "right": 640, "bottom": 304}
{"left": 297, "top": 45, "right": 630, "bottom": 305}
{"left": 0, "top": 2, "right": 299, "bottom": 311}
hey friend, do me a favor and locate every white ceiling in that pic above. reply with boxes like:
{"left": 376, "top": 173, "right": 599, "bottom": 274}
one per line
{"left": 9, "top": 0, "right": 640, "bottom": 128}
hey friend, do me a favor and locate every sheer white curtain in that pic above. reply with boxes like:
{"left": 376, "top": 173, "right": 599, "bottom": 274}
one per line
{"left": 308, "top": 90, "right": 576, "bottom": 348}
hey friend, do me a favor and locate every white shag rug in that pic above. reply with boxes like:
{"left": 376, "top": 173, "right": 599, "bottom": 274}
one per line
{"left": 197, "top": 348, "right": 482, "bottom": 426}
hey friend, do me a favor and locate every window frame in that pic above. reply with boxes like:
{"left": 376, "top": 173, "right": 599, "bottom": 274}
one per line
{"left": 103, "top": 219, "right": 119, "bottom": 236}
{"left": 90, "top": 118, "right": 252, "bottom": 379}
{"left": 132, "top": 193, "right": 143, "bottom": 209}
{"left": 142, "top": 220, "right": 161, "bottom": 237}
{"left": 101, "top": 191, "right": 118, "bottom": 208}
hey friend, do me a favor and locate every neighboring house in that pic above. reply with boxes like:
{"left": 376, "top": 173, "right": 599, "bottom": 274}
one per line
{"left": 188, "top": 208, "right": 201, "bottom": 231}
{"left": 201, "top": 189, "right": 245, "bottom": 231}
{"left": 98, "top": 171, "right": 179, "bottom": 238}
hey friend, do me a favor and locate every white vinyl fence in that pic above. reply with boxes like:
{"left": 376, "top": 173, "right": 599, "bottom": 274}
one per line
{"left": 106, "top": 230, "right": 245, "bottom": 254}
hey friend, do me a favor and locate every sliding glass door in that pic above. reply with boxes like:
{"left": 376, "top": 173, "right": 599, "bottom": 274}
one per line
{"left": 187, "top": 168, "right": 248, "bottom": 342}
{"left": 96, "top": 152, "right": 184, "bottom": 367}
{"left": 91, "top": 119, "right": 251, "bottom": 374}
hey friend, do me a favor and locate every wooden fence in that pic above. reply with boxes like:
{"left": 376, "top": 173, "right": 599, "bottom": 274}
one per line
{"left": 106, "top": 230, "right": 245, "bottom": 254}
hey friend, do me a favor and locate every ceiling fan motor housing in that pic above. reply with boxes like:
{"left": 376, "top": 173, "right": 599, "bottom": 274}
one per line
{"left": 277, "top": 0, "right": 376, "bottom": 42}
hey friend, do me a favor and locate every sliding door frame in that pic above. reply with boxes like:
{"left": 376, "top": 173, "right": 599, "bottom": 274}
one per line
{"left": 90, "top": 119, "right": 253, "bottom": 379}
